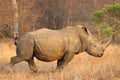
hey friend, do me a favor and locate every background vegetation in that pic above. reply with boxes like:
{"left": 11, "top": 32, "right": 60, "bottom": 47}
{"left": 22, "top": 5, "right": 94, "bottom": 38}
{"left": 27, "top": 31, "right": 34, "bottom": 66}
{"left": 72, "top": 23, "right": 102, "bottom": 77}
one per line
{"left": 0, "top": 0, "right": 120, "bottom": 42}
{"left": 91, "top": 3, "right": 120, "bottom": 39}
{"left": 0, "top": 0, "right": 120, "bottom": 80}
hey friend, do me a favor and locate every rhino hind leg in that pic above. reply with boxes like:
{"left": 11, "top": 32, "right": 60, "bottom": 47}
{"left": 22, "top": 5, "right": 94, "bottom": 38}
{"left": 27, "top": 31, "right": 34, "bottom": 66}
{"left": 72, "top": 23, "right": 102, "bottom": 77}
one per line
{"left": 57, "top": 52, "right": 75, "bottom": 70}
{"left": 27, "top": 57, "right": 37, "bottom": 72}
{"left": 10, "top": 56, "right": 25, "bottom": 66}
{"left": 10, "top": 48, "right": 33, "bottom": 67}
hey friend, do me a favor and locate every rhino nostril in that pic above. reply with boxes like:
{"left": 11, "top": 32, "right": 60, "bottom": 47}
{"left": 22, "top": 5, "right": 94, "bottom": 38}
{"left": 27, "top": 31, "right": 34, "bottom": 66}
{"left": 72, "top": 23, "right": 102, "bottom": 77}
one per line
{"left": 97, "top": 53, "right": 103, "bottom": 57}
{"left": 100, "top": 53, "right": 103, "bottom": 56}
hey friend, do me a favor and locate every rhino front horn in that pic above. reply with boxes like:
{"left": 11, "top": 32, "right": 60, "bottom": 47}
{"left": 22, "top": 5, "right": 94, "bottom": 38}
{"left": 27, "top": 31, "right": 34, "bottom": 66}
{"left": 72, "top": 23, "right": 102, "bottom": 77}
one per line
{"left": 101, "top": 36, "right": 112, "bottom": 50}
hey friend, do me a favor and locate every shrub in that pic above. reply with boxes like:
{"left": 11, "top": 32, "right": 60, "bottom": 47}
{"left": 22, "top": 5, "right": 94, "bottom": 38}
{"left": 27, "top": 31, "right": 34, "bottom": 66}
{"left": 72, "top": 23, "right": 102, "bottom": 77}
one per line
{"left": 97, "top": 23, "right": 115, "bottom": 37}
{"left": 91, "top": 3, "right": 120, "bottom": 21}
{"left": 91, "top": 3, "right": 120, "bottom": 39}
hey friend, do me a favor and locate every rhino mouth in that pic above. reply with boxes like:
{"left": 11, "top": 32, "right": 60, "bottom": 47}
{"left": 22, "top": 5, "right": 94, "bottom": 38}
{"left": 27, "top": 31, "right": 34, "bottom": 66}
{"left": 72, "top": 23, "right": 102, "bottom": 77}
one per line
{"left": 95, "top": 53, "right": 103, "bottom": 57}
{"left": 88, "top": 53, "right": 103, "bottom": 57}
{"left": 85, "top": 50, "right": 103, "bottom": 57}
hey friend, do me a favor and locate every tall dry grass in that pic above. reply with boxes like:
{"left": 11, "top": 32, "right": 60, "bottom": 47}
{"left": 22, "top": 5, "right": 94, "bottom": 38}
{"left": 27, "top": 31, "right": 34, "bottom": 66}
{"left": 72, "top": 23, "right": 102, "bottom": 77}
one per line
{"left": 0, "top": 41, "right": 120, "bottom": 80}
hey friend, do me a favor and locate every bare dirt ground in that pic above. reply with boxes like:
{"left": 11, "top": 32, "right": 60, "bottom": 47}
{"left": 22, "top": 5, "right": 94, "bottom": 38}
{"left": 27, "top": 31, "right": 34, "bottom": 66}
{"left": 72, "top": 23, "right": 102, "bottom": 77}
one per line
{"left": 0, "top": 41, "right": 120, "bottom": 80}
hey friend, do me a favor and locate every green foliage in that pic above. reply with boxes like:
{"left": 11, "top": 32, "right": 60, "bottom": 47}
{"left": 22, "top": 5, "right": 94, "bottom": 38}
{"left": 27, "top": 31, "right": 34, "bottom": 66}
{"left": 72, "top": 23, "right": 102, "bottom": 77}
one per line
{"left": 91, "top": 11, "right": 103, "bottom": 22}
{"left": 98, "top": 23, "right": 115, "bottom": 37}
{"left": 91, "top": 3, "right": 120, "bottom": 21}
{"left": 112, "top": 3, "right": 120, "bottom": 13}
{"left": 91, "top": 3, "right": 120, "bottom": 38}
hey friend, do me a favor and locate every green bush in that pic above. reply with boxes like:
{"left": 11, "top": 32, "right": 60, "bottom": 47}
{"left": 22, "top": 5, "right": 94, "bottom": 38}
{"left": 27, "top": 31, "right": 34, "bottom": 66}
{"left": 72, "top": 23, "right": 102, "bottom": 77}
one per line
{"left": 91, "top": 11, "right": 103, "bottom": 22}
{"left": 112, "top": 3, "right": 120, "bottom": 13}
{"left": 98, "top": 23, "right": 115, "bottom": 37}
{"left": 91, "top": 3, "right": 120, "bottom": 21}
{"left": 91, "top": 3, "right": 120, "bottom": 38}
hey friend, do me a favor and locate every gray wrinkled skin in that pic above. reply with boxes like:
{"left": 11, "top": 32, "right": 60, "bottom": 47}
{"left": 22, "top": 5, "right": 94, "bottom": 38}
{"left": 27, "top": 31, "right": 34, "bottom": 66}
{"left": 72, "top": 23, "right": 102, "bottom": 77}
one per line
{"left": 10, "top": 25, "right": 110, "bottom": 72}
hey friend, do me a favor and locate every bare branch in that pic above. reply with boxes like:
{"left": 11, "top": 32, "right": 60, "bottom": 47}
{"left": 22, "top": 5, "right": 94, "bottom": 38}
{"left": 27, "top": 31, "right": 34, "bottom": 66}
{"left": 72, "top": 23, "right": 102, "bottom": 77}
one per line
{"left": 104, "top": 14, "right": 120, "bottom": 24}
{"left": 11, "top": 0, "right": 19, "bottom": 38}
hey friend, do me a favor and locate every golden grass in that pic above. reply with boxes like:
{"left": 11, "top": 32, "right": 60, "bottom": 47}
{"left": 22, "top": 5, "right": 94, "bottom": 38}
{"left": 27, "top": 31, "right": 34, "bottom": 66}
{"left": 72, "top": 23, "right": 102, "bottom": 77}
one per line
{"left": 0, "top": 41, "right": 120, "bottom": 80}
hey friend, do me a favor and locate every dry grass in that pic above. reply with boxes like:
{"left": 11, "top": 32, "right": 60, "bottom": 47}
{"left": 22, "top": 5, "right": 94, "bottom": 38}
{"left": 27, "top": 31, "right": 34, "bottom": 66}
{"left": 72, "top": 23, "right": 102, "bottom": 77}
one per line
{"left": 0, "top": 41, "right": 120, "bottom": 80}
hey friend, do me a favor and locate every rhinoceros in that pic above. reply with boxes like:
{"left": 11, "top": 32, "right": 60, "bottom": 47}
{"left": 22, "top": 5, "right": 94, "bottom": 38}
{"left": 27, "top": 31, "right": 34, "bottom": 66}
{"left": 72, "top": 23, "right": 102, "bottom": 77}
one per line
{"left": 10, "top": 25, "right": 111, "bottom": 72}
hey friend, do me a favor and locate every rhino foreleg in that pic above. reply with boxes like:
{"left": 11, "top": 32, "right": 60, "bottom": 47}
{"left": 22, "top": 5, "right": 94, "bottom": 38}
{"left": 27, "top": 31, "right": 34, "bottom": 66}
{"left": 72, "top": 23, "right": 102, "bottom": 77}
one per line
{"left": 27, "top": 57, "right": 37, "bottom": 72}
{"left": 57, "top": 53, "right": 75, "bottom": 70}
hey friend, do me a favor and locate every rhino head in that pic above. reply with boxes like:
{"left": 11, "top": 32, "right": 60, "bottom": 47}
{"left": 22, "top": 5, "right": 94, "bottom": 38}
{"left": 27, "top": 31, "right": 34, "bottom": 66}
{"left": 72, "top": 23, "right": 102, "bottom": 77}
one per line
{"left": 76, "top": 25, "right": 112, "bottom": 57}
{"left": 85, "top": 38, "right": 112, "bottom": 57}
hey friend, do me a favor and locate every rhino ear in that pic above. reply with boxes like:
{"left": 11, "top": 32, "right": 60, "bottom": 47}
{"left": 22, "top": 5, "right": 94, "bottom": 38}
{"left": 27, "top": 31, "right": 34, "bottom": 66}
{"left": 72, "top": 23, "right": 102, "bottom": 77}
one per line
{"left": 81, "top": 26, "right": 88, "bottom": 34}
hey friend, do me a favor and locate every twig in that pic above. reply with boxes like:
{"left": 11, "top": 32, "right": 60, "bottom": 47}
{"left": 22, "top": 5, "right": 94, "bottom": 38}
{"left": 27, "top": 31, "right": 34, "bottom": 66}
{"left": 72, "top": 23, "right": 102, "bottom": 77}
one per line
{"left": 104, "top": 14, "right": 120, "bottom": 24}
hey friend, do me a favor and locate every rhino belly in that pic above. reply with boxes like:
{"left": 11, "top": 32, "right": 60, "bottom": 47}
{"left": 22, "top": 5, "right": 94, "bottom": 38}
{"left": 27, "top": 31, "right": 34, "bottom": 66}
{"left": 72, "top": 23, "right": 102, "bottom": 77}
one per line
{"left": 34, "top": 35, "right": 66, "bottom": 62}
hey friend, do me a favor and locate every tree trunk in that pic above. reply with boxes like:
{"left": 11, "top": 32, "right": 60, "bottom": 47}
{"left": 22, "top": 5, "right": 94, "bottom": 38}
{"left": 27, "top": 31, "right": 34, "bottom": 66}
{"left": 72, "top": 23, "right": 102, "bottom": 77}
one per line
{"left": 12, "top": 0, "right": 19, "bottom": 38}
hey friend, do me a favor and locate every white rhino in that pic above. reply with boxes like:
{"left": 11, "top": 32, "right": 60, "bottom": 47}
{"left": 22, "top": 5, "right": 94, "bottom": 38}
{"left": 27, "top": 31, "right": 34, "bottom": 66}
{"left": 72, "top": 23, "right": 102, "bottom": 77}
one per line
{"left": 10, "top": 25, "right": 111, "bottom": 72}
